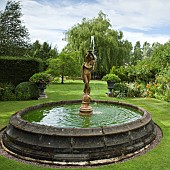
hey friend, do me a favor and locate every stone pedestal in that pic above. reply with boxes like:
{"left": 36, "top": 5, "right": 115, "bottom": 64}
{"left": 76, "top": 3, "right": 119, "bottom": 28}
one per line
{"left": 37, "top": 83, "right": 47, "bottom": 99}
{"left": 107, "top": 81, "right": 114, "bottom": 97}
{"left": 79, "top": 94, "right": 93, "bottom": 115}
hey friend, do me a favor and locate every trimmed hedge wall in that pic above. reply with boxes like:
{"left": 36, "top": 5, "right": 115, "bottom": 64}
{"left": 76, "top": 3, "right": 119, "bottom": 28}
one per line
{"left": 0, "top": 56, "right": 43, "bottom": 86}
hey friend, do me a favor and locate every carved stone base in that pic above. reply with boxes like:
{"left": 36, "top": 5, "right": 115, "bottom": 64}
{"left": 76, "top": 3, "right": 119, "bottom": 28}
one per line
{"left": 80, "top": 94, "right": 93, "bottom": 115}
{"left": 80, "top": 104, "right": 93, "bottom": 115}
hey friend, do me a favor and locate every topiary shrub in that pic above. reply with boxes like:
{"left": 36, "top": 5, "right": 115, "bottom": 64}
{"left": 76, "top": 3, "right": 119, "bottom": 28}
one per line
{"left": 0, "top": 83, "right": 16, "bottom": 101}
{"left": 29, "top": 72, "right": 53, "bottom": 86}
{"left": 102, "top": 73, "right": 121, "bottom": 82}
{"left": 15, "top": 82, "right": 39, "bottom": 100}
{"left": 0, "top": 56, "right": 43, "bottom": 86}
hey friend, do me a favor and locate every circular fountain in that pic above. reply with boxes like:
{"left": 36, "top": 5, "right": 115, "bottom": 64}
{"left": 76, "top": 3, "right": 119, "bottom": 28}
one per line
{"left": 1, "top": 100, "right": 157, "bottom": 166}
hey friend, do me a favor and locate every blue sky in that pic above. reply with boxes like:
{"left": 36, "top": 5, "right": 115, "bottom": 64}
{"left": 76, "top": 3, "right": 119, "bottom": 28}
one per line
{"left": 1, "top": 0, "right": 170, "bottom": 51}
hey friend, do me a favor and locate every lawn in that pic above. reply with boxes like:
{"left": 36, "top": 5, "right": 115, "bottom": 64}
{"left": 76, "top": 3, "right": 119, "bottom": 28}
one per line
{"left": 0, "top": 80, "right": 170, "bottom": 170}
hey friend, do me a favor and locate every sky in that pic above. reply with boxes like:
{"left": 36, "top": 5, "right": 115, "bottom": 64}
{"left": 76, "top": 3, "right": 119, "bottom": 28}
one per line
{"left": 0, "top": 0, "right": 170, "bottom": 51}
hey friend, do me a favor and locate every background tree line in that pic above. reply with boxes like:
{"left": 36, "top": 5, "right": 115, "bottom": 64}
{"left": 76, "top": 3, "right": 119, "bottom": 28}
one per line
{"left": 0, "top": 0, "right": 169, "bottom": 85}
{"left": 64, "top": 11, "right": 133, "bottom": 77}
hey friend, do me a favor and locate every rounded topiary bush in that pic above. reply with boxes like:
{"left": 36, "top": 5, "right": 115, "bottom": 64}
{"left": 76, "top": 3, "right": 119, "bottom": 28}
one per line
{"left": 15, "top": 82, "right": 39, "bottom": 100}
{"left": 0, "top": 83, "right": 16, "bottom": 101}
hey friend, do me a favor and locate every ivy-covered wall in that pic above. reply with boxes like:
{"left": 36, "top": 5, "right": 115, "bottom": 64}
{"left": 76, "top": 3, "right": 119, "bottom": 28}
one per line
{"left": 0, "top": 56, "right": 43, "bottom": 86}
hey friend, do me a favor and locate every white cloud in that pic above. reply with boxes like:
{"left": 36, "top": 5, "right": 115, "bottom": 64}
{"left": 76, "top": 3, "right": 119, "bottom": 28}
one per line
{"left": 1, "top": 0, "right": 170, "bottom": 51}
{"left": 123, "top": 31, "right": 170, "bottom": 47}
{"left": 98, "top": 0, "right": 170, "bottom": 30}
{"left": 0, "top": 0, "right": 7, "bottom": 9}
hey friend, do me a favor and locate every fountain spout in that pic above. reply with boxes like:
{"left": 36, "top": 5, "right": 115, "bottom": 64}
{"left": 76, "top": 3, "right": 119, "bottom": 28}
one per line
{"left": 90, "top": 35, "right": 97, "bottom": 60}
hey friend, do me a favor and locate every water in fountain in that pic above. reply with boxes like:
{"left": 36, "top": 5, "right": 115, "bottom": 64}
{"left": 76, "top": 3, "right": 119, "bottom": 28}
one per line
{"left": 22, "top": 102, "right": 142, "bottom": 128}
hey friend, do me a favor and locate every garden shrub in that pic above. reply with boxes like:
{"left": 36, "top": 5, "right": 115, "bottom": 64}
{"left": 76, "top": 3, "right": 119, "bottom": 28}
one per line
{"left": 113, "top": 83, "right": 127, "bottom": 98}
{"left": 146, "top": 82, "right": 158, "bottom": 98}
{"left": 29, "top": 72, "right": 53, "bottom": 86}
{"left": 145, "top": 82, "right": 170, "bottom": 102}
{"left": 126, "top": 82, "right": 145, "bottom": 97}
{"left": 0, "top": 56, "right": 43, "bottom": 86}
{"left": 0, "top": 83, "right": 16, "bottom": 101}
{"left": 112, "top": 82, "right": 146, "bottom": 98}
{"left": 102, "top": 74, "right": 121, "bottom": 82}
{"left": 154, "top": 67, "right": 170, "bottom": 102}
{"left": 164, "top": 89, "right": 170, "bottom": 102}
{"left": 110, "top": 66, "right": 129, "bottom": 82}
{"left": 15, "top": 82, "right": 39, "bottom": 100}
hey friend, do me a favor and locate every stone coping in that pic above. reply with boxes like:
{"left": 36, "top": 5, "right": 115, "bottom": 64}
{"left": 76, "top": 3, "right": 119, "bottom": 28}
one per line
{"left": 9, "top": 100, "right": 151, "bottom": 137}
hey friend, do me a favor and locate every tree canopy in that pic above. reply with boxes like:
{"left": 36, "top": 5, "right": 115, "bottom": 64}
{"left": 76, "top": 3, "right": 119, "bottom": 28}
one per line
{"left": 0, "top": 0, "right": 30, "bottom": 56}
{"left": 64, "top": 11, "right": 132, "bottom": 77}
{"left": 47, "top": 51, "right": 81, "bottom": 83}
{"left": 28, "top": 40, "right": 58, "bottom": 61}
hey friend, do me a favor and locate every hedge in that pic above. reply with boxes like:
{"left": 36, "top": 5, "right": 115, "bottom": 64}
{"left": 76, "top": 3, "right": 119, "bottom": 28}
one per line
{"left": 0, "top": 56, "right": 43, "bottom": 86}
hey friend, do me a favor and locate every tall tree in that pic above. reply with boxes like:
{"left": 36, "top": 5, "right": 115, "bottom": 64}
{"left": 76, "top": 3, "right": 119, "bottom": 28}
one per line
{"left": 151, "top": 42, "right": 161, "bottom": 52}
{"left": 142, "top": 41, "right": 152, "bottom": 58}
{"left": 0, "top": 0, "right": 30, "bottom": 56}
{"left": 132, "top": 41, "right": 143, "bottom": 65}
{"left": 64, "top": 11, "right": 132, "bottom": 76}
{"left": 47, "top": 51, "right": 81, "bottom": 84}
{"left": 151, "top": 41, "right": 170, "bottom": 69}
{"left": 28, "top": 40, "right": 58, "bottom": 61}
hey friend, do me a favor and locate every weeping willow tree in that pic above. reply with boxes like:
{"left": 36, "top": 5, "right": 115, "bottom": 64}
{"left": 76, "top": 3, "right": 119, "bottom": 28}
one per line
{"left": 64, "top": 11, "right": 132, "bottom": 76}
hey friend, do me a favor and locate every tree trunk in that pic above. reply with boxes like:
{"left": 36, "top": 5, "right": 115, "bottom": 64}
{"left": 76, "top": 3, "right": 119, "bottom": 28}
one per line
{"left": 61, "top": 72, "right": 64, "bottom": 84}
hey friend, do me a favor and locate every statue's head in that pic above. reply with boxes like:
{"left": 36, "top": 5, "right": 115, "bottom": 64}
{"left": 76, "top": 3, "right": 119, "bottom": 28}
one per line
{"left": 85, "top": 50, "right": 95, "bottom": 61}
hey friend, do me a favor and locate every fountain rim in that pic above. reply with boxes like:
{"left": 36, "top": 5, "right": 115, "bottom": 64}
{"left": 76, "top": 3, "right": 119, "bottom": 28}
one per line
{"left": 10, "top": 100, "right": 152, "bottom": 137}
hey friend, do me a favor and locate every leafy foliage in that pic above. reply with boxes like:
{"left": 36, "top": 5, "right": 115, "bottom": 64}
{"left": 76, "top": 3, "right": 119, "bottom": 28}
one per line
{"left": 47, "top": 51, "right": 81, "bottom": 83}
{"left": 64, "top": 11, "right": 132, "bottom": 76}
{"left": 151, "top": 41, "right": 170, "bottom": 69}
{"left": 102, "top": 73, "right": 121, "bottom": 82}
{"left": 131, "top": 41, "right": 143, "bottom": 65}
{"left": 27, "top": 40, "right": 58, "bottom": 61}
{"left": 113, "top": 83, "right": 127, "bottom": 98}
{"left": 127, "top": 58, "right": 158, "bottom": 83}
{"left": 154, "top": 67, "right": 170, "bottom": 101}
{"left": 126, "top": 82, "right": 146, "bottom": 97}
{"left": 142, "top": 41, "right": 152, "bottom": 58}
{"left": 0, "top": 0, "right": 30, "bottom": 56}
{"left": 0, "top": 56, "right": 43, "bottom": 86}
{"left": 0, "top": 82, "right": 16, "bottom": 101}
{"left": 110, "top": 66, "right": 129, "bottom": 82}
{"left": 29, "top": 72, "right": 53, "bottom": 86}
{"left": 15, "top": 82, "right": 39, "bottom": 100}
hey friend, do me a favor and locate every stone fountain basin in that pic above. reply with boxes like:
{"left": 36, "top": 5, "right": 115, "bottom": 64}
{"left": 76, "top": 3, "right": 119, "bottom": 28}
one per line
{"left": 2, "top": 100, "right": 157, "bottom": 165}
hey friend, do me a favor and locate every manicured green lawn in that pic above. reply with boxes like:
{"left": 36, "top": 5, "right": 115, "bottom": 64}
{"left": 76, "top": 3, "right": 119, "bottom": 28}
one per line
{"left": 0, "top": 80, "right": 170, "bottom": 170}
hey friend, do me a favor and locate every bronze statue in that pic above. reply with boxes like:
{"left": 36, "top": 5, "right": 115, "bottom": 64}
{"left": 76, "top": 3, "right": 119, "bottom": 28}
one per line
{"left": 81, "top": 50, "right": 95, "bottom": 95}
{"left": 80, "top": 50, "right": 95, "bottom": 115}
